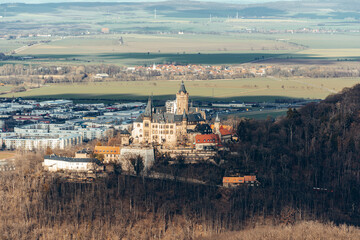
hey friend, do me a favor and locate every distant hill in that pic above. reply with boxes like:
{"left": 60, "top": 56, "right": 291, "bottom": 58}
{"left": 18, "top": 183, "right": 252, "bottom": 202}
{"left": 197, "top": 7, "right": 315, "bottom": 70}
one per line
{"left": 1, "top": 0, "right": 360, "bottom": 19}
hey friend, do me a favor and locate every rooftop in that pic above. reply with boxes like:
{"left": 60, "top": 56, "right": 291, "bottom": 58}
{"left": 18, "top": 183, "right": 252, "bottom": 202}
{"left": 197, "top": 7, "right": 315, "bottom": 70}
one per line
{"left": 44, "top": 155, "right": 99, "bottom": 163}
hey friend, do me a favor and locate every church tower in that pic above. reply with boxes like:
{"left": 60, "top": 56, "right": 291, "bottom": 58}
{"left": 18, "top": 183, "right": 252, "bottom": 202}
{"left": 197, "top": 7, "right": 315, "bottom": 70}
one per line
{"left": 176, "top": 81, "right": 189, "bottom": 115}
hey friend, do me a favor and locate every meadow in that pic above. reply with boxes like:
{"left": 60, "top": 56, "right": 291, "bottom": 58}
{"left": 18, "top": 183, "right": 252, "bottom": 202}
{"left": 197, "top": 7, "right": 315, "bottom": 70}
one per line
{"left": 11, "top": 34, "right": 295, "bottom": 65}
{"left": 4, "top": 31, "right": 359, "bottom": 65}
{"left": 3, "top": 77, "right": 360, "bottom": 102}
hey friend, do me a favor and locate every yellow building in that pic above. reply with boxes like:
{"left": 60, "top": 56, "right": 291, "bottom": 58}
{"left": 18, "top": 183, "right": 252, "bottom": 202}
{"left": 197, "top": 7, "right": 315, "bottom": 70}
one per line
{"left": 94, "top": 146, "right": 121, "bottom": 163}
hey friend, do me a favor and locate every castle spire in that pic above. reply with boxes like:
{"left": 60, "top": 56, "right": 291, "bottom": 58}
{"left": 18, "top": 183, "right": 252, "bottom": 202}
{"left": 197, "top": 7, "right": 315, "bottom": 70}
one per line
{"left": 182, "top": 110, "right": 187, "bottom": 121}
{"left": 144, "top": 96, "right": 152, "bottom": 117}
{"left": 215, "top": 113, "right": 220, "bottom": 123}
{"left": 179, "top": 80, "right": 187, "bottom": 93}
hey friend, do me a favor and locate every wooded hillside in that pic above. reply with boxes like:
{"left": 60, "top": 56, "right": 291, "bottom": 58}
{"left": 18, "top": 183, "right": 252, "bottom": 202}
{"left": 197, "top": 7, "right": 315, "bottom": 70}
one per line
{"left": 1, "top": 84, "right": 360, "bottom": 239}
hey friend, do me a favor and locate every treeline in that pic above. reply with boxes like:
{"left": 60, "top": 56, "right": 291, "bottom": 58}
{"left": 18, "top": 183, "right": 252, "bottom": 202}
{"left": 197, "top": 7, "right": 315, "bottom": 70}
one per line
{"left": 1, "top": 63, "right": 360, "bottom": 87}
{"left": 268, "top": 65, "right": 360, "bottom": 78}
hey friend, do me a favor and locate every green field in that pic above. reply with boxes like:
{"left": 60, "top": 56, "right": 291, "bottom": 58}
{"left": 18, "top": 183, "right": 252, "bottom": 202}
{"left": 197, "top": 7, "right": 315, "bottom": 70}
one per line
{"left": 3, "top": 31, "right": 358, "bottom": 65}
{"left": 0, "top": 85, "right": 14, "bottom": 93}
{"left": 9, "top": 34, "right": 297, "bottom": 65}
{"left": 3, "top": 77, "right": 360, "bottom": 102}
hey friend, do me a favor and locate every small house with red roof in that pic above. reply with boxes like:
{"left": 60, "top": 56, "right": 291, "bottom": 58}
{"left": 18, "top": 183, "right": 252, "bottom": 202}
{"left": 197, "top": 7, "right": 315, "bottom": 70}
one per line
{"left": 195, "top": 134, "right": 220, "bottom": 150}
{"left": 211, "top": 114, "right": 234, "bottom": 143}
{"left": 218, "top": 126, "right": 233, "bottom": 143}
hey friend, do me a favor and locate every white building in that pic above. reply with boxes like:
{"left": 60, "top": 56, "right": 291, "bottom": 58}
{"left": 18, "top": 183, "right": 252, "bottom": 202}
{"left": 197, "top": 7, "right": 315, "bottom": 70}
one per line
{"left": 39, "top": 99, "right": 73, "bottom": 107}
{"left": 165, "top": 100, "right": 177, "bottom": 114}
{"left": 14, "top": 123, "right": 110, "bottom": 141}
{"left": 43, "top": 155, "right": 102, "bottom": 172}
{"left": 0, "top": 133, "right": 82, "bottom": 151}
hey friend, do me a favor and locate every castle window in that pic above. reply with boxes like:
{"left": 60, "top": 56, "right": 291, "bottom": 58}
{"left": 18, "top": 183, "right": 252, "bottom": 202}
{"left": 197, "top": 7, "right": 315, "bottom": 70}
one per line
{"left": 170, "top": 131, "right": 173, "bottom": 134}
{"left": 137, "top": 124, "right": 140, "bottom": 127}
{"left": 145, "top": 122, "right": 149, "bottom": 127}
{"left": 170, "top": 125, "right": 174, "bottom": 129}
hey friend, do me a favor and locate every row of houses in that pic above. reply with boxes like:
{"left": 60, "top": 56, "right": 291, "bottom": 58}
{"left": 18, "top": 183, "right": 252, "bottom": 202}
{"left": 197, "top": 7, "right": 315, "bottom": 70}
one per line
{"left": 129, "top": 64, "right": 271, "bottom": 77}
{"left": 0, "top": 123, "right": 112, "bottom": 150}
{"left": 43, "top": 147, "right": 155, "bottom": 173}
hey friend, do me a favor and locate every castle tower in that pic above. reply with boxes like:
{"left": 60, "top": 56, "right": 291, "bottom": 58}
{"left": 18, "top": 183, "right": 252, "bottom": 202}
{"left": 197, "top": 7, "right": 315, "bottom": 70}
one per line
{"left": 214, "top": 113, "right": 220, "bottom": 134}
{"left": 176, "top": 81, "right": 189, "bottom": 115}
{"left": 143, "top": 96, "right": 153, "bottom": 143}
{"left": 181, "top": 111, "right": 188, "bottom": 141}
{"left": 182, "top": 111, "right": 188, "bottom": 127}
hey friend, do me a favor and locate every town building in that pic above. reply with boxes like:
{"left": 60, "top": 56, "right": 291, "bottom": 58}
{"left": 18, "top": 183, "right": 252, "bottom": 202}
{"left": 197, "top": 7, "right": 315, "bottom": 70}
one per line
{"left": 222, "top": 176, "right": 258, "bottom": 187}
{"left": 74, "top": 149, "right": 92, "bottom": 158}
{"left": 94, "top": 145, "right": 154, "bottom": 173}
{"left": 94, "top": 145, "right": 121, "bottom": 163}
{"left": 14, "top": 123, "right": 111, "bottom": 141}
{"left": 195, "top": 134, "right": 220, "bottom": 150}
{"left": 211, "top": 114, "right": 234, "bottom": 143}
{"left": 43, "top": 154, "right": 102, "bottom": 172}
{"left": 0, "top": 132, "right": 82, "bottom": 151}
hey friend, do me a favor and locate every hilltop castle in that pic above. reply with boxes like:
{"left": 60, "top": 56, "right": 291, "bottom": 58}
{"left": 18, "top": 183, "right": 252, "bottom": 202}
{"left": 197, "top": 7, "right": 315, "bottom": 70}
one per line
{"left": 132, "top": 81, "right": 206, "bottom": 145}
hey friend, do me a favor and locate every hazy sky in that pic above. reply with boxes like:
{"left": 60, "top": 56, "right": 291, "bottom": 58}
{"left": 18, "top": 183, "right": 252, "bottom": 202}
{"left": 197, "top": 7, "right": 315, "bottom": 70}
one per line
{"left": 0, "top": 0, "right": 291, "bottom": 4}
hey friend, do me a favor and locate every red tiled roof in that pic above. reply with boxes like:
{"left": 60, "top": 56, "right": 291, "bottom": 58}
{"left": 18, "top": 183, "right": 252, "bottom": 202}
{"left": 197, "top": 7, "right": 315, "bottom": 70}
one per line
{"left": 210, "top": 125, "right": 235, "bottom": 136}
{"left": 219, "top": 126, "right": 232, "bottom": 136}
{"left": 195, "top": 134, "right": 220, "bottom": 144}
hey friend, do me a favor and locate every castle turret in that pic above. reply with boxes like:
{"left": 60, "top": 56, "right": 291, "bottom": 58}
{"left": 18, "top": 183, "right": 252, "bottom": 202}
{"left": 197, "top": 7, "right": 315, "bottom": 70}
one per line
{"left": 182, "top": 110, "right": 188, "bottom": 123}
{"left": 144, "top": 96, "right": 153, "bottom": 118}
{"left": 176, "top": 81, "right": 189, "bottom": 115}
{"left": 181, "top": 110, "right": 188, "bottom": 139}
{"left": 214, "top": 113, "right": 220, "bottom": 134}
{"left": 143, "top": 96, "right": 152, "bottom": 143}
